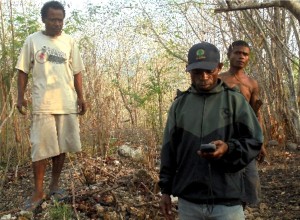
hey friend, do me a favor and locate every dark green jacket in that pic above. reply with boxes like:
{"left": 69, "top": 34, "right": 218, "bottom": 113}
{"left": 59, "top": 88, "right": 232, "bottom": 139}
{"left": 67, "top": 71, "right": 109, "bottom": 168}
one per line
{"left": 159, "top": 79, "right": 263, "bottom": 205}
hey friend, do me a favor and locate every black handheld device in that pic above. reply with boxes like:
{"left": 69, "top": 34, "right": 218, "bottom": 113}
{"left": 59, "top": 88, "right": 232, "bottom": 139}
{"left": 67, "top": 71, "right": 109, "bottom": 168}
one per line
{"left": 200, "top": 143, "right": 216, "bottom": 152}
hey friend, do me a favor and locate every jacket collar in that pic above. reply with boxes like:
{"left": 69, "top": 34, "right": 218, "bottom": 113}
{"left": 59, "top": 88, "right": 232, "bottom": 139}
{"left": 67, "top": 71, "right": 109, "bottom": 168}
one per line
{"left": 190, "top": 78, "right": 224, "bottom": 94}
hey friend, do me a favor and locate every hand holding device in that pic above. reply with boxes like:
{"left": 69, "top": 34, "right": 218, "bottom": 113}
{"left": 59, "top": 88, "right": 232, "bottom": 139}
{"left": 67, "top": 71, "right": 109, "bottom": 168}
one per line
{"left": 200, "top": 143, "right": 216, "bottom": 153}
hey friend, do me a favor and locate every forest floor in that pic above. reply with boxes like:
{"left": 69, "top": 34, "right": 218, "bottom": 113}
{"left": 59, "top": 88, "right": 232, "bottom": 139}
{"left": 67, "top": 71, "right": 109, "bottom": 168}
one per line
{"left": 0, "top": 146, "right": 299, "bottom": 220}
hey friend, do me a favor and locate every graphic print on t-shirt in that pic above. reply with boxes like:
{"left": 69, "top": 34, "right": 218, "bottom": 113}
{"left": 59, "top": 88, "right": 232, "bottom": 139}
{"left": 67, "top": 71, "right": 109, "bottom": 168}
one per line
{"left": 35, "top": 45, "right": 67, "bottom": 64}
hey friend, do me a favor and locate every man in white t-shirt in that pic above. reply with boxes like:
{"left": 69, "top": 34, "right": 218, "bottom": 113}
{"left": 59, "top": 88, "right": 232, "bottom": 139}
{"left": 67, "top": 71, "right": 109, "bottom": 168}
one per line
{"left": 16, "top": 1, "right": 87, "bottom": 211}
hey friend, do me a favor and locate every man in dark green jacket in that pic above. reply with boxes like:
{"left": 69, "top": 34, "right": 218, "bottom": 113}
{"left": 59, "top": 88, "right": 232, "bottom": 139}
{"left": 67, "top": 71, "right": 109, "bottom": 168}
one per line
{"left": 159, "top": 42, "right": 263, "bottom": 220}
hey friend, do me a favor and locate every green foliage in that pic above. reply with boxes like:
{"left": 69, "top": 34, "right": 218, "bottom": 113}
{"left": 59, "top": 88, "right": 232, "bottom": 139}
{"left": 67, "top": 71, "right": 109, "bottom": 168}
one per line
{"left": 49, "top": 201, "right": 73, "bottom": 220}
{"left": 12, "top": 3, "right": 41, "bottom": 51}
{"left": 64, "top": 4, "right": 106, "bottom": 35}
{"left": 14, "top": 14, "right": 40, "bottom": 37}
{"left": 64, "top": 10, "right": 85, "bottom": 34}
{"left": 0, "top": 3, "right": 40, "bottom": 100}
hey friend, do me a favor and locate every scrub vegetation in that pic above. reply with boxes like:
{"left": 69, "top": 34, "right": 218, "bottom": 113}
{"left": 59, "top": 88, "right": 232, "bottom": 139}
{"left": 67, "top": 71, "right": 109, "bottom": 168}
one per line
{"left": 0, "top": 0, "right": 299, "bottom": 219}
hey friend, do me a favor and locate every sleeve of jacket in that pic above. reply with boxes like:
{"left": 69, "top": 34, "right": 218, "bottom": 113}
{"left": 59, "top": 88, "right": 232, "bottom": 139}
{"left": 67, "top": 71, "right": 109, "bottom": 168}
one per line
{"left": 213, "top": 99, "right": 263, "bottom": 173}
{"left": 158, "top": 103, "right": 177, "bottom": 195}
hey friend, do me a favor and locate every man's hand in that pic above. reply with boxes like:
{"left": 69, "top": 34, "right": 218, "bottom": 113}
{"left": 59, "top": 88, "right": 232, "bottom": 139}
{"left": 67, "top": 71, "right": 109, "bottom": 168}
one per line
{"left": 16, "top": 99, "right": 28, "bottom": 115}
{"left": 257, "top": 145, "right": 267, "bottom": 163}
{"left": 197, "top": 140, "right": 228, "bottom": 159}
{"left": 160, "top": 194, "right": 174, "bottom": 220}
{"left": 77, "top": 99, "right": 87, "bottom": 115}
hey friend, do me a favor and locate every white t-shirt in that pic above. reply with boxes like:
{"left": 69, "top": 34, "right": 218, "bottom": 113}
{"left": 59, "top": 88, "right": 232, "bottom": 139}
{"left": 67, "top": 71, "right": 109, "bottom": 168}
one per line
{"left": 16, "top": 31, "right": 85, "bottom": 114}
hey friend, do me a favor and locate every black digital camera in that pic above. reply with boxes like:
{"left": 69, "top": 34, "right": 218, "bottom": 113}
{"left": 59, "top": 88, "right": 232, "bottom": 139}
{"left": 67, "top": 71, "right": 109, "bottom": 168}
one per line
{"left": 200, "top": 143, "right": 216, "bottom": 152}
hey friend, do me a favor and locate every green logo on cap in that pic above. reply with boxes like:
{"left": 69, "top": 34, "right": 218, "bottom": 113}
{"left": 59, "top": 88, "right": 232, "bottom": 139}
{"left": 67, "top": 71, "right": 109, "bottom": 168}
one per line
{"left": 196, "top": 49, "right": 206, "bottom": 60}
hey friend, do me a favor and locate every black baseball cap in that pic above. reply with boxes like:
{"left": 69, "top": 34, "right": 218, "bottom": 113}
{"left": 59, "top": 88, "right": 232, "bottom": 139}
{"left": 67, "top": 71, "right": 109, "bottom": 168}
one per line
{"left": 186, "top": 42, "right": 220, "bottom": 71}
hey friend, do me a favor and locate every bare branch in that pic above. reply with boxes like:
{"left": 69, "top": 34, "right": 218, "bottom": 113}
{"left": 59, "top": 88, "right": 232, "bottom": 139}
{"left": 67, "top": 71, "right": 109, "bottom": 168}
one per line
{"left": 0, "top": 104, "right": 15, "bottom": 134}
{"left": 214, "top": 2, "right": 282, "bottom": 13}
{"left": 215, "top": 0, "right": 300, "bottom": 23}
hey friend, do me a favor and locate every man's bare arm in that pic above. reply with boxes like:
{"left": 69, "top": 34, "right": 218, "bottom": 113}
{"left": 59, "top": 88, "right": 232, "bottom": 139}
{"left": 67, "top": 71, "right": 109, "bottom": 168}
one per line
{"left": 249, "top": 80, "right": 262, "bottom": 115}
{"left": 250, "top": 79, "right": 267, "bottom": 162}
{"left": 17, "top": 70, "right": 28, "bottom": 115}
{"left": 74, "top": 72, "right": 87, "bottom": 115}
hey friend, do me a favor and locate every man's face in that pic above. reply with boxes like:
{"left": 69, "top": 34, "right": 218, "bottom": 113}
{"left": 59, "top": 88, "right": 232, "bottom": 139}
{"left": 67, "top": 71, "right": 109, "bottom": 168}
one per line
{"left": 43, "top": 8, "right": 64, "bottom": 37}
{"left": 228, "top": 46, "right": 250, "bottom": 69}
{"left": 190, "top": 64, "right": 223, "bottom": 91}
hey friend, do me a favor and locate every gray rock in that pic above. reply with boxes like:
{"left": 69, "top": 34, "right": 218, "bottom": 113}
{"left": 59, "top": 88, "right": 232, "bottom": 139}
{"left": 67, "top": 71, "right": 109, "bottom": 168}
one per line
{"left": 286, "top": 142, "right": 298, "bottom": 151}
{"left": 118, "top": 145, "right": 135, "bottom": 157}
{"left": 118, "top": 145, "right": 143, "bottom": 161}
{"left": 268, "top": 140, "right": 279, "bottom": 147}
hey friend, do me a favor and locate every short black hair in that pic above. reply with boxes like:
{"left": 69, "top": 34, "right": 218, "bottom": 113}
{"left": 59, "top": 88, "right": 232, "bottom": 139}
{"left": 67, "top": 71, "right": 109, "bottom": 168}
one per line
{"left": 41, "top": 1, "right": 65, "bottom": 20}
{"left": 227, "top": 40, "right": 250, "bottom": 55}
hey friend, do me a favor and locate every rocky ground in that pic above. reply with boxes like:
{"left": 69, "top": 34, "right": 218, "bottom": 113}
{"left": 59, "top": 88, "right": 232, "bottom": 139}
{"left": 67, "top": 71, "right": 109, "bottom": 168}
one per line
{"left": 0, "top": 146, "right": 299, "bottom": 220}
